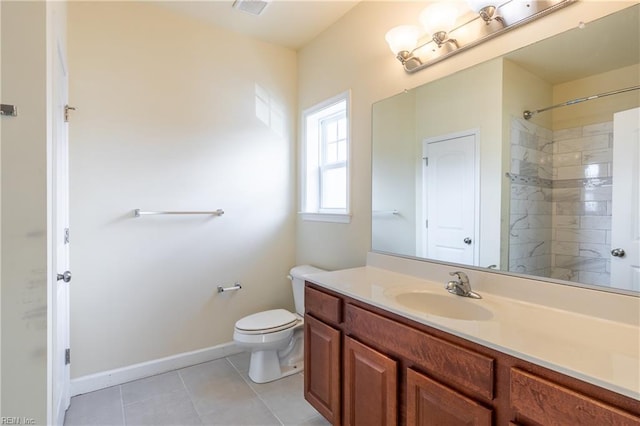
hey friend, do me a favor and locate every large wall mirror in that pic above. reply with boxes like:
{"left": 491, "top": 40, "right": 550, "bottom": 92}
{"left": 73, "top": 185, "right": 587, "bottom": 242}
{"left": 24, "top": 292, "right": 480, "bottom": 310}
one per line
{"left": 372, "top": 4, "right": 639, "bottom": 294}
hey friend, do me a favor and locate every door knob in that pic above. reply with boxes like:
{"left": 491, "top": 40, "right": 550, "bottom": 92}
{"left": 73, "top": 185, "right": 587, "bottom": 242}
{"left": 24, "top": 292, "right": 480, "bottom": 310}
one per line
{"left": 611, "top": 248, "right": 625, "bottom": 258}
{"left": 464, "top": 237, "right": 472, "bottom": 245}
{"left": 57, "top": 271, "right": 72, "bottom": 283}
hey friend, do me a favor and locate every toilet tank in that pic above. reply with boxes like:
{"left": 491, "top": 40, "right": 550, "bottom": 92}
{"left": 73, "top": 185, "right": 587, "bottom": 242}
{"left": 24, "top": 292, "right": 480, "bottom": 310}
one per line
{"left": 289, "top": 265, "right": 326, "bottom": 315}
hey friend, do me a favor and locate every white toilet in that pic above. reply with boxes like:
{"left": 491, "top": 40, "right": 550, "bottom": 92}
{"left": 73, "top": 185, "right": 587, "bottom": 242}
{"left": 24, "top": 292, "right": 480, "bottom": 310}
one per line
{"left": 233, "top": 265, "right": 325, "bottom": 384}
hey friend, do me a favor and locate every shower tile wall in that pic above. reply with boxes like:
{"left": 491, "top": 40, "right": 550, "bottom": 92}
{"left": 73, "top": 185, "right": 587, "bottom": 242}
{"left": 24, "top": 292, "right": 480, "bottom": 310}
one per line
{"left": 550, "top": 122, "right": 613, "bottom": 286}
{"left": 509, "top": 118, "right": 613, "bottom": 287}
{"left": 509, "top": 119, "right": 553, "bottom": 278}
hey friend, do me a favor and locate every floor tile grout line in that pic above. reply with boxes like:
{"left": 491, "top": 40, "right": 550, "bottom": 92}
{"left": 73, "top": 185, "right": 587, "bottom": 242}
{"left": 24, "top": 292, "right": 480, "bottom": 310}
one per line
{"left": 66, "top": 355, "right": 325, "bottom": 426}
{"left": 176, "top": 368, "right": 205, "bottom": 424}
{"left": 118, "top": 385, "right": 127, "bottom": 426}
{"left": 225, "top": 356, "right": 285, "bottom": 426}
{"left": 227, "top": 354, "right": 328, "bottom": 425}
{"left": 120, "top": 371, "right": 188, "bottom": 408}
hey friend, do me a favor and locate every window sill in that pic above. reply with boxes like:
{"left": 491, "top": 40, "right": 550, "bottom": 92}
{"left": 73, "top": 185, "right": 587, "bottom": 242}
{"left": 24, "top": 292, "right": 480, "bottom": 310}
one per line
{"left": 299, "top": 212, "right": 352, "bottom": 224}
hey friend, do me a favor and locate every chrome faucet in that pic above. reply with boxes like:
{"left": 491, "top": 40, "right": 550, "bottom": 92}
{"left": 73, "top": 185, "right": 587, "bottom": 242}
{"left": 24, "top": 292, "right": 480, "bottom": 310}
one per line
{"left": 446, "top": 271, "right": 481, "bottom": 299}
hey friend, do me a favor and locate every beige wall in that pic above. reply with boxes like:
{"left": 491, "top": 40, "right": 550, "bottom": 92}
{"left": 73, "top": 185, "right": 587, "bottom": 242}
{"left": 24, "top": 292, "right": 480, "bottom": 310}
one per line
{"left": 296, "top": 0, "right": 636, "bottom": 271}
{"left": 371, "top": 58, "right": 509, "bottom": 266}
{"left": 414, "top": 59, "right": 503, "bottom": 267}
{"left": 68, "top": 2, "right": 298, "bottom": 377}
{"left": 1, "top": 1, "right": 48, "bottom": 422}
{"left": 552, "top": 64, "right": 640, "bottom": 129}
{"left": 503, "top": 59, "right": 554, "bottom": 131}
{"left": 371, "top": 90, "right": 416, "bottom": 256}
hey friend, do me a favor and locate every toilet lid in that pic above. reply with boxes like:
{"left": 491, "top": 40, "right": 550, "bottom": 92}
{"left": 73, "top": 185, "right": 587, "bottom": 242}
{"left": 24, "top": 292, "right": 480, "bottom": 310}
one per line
{"left": 235, "top": 309, "right": 298, "bottom": 333}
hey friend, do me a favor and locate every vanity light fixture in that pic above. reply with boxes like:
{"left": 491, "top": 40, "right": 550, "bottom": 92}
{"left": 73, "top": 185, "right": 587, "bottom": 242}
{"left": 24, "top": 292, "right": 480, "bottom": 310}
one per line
{"left": 384, "top": 25, "right": 421, "bottom": 65}
{"left": 419, "top": 2, "right": 460, "bottom": 49}
{"left": 385, "top": 0, "right": 575, "bottom": 74}
{"left": 467, "top": 0, "right": 505, "bottom": 25}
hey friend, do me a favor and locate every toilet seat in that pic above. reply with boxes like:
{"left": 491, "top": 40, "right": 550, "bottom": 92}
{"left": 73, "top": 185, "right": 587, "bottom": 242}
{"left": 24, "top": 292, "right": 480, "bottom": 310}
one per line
{"left": 235, "top": 309, "right": 299, "bottom": 335}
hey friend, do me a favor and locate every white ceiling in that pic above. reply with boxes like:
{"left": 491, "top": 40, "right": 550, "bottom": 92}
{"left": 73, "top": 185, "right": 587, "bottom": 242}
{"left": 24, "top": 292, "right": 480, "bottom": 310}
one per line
{"left": 155, "top": 0, "right": 361, "bottom": 50}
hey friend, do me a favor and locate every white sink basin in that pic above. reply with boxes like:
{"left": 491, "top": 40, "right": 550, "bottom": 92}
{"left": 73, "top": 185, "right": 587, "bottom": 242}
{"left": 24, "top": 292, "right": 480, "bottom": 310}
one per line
{"left": 385, "top": 289, "right": 493, "bottom": 321}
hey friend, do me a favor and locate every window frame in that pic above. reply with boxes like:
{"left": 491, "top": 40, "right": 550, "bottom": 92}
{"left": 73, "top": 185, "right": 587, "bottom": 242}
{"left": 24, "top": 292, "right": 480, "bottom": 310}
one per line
{"left": 300, "top": 90, "right": 351, "bottom": 223}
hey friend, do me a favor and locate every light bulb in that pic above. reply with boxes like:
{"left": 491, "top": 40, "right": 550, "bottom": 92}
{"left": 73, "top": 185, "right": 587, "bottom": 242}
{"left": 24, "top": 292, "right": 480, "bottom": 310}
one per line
{"left": 466, "top": 0, "right": 495, "bottom": 13}
{"left": 384, "top": 25, "right": 420, "bottom": 55}
{"left": 419, "top": 2, "right": 459, "bottom": 36}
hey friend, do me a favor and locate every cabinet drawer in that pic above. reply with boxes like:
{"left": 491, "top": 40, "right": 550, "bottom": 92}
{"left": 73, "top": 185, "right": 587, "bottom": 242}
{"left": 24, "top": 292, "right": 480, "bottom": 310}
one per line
{"left": 511, "top": 368, "right": 640, "bottom": 425}
{"left": 346, "top": 304, "right": 494, "bottom": 401}
{"left": 305, "top": 285, "right": 342, "bottom": 326}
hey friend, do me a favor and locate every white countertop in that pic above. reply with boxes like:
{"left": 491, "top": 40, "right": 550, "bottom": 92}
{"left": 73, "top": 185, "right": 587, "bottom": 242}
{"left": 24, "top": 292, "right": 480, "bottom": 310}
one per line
{"left": 305, "top": 265, "right": 640, "bottom": 401}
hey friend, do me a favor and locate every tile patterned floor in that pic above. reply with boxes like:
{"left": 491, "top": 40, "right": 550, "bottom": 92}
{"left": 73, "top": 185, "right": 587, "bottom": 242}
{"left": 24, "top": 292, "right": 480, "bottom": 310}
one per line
{"left": 64, "top": 352, "right": 330, "bottom": 426}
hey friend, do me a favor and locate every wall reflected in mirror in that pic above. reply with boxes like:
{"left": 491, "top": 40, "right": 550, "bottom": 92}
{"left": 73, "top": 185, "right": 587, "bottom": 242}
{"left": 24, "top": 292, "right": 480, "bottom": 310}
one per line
{"left": 372, "top": 4, "right": 639, "bottom": 293}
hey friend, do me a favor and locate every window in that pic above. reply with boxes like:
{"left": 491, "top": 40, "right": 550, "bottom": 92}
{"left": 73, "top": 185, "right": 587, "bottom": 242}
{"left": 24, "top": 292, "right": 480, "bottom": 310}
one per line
{"left": 301, "top": 91, "right": 351, "bottom": 223}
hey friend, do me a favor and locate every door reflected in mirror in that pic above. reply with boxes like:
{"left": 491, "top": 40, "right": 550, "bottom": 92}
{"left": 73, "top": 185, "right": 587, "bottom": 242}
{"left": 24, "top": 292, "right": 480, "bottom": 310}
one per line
{"left": 372, "top": 4, "right": 640, "bottom": 294}
{"left": 421, "top": 132, "right": 479, "bottom": 266}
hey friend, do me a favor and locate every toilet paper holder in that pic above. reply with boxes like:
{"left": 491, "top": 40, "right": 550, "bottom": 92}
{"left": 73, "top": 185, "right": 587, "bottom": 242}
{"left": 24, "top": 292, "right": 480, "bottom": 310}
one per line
{"left": 217, "top": 282, "right": 242, "bottom": 293}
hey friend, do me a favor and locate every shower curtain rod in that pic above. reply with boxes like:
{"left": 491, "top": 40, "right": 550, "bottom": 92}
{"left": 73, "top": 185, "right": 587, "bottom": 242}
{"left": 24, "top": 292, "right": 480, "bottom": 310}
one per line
{"left": 523, "top": 85, "right": 640, "bottom": 120}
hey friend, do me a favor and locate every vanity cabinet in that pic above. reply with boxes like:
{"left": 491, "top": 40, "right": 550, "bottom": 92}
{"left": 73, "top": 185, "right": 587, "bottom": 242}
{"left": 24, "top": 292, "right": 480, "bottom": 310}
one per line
{"left": 304, "top": 282, "right": 640, "bottom": 426}
{"left": 346, "top": 302, "right": 494, "bottom": 426}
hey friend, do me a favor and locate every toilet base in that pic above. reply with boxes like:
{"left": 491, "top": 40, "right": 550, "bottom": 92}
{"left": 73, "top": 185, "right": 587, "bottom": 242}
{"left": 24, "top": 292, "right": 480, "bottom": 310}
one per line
{"left": 248, "top": 350, "right": 303, "bottom": 384}
{"left": 247, "top": 330, "right": 304, "bottom": 384}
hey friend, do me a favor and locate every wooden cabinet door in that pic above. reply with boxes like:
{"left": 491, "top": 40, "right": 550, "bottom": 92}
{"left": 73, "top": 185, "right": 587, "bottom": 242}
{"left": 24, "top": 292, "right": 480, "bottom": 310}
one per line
{"left": 304, "top": 314, "right": 341, "bottom": 425}
{"left": 344, "top": 336, "right": 398, "bottom": 426}
{"left": 406, "top": 368, "right": 492, "bottom": 426}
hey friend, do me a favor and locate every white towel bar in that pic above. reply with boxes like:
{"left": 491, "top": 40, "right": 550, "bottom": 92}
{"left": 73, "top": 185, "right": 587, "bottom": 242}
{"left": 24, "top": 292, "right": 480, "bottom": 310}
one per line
{"left": 133, "top": 209, "right": 224, "bottom": 217}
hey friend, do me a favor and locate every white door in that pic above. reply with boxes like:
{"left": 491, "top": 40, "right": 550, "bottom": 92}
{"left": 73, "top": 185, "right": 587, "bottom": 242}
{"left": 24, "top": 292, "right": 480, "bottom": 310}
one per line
{"left": 611, "top": 107, "right": 640, "bottom": 291}
{"left": 52, "top": 5, "right": 71, "bottom": 423}
{"left": 422, "top": 133, "right": 478, "bottom": 265}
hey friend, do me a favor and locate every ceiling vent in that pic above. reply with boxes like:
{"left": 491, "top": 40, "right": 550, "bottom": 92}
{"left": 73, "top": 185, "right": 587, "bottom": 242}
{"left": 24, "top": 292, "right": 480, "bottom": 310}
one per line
{"left": 232, "top": 0, "right": 271, "bottom": 16}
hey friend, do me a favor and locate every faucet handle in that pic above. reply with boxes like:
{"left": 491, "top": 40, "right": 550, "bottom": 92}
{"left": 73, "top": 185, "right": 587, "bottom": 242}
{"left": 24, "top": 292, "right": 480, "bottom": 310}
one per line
{"left": 446, "top": 272, "right": 464, "bottom": 292}
{"left": 446, "top": 271, "right": 481, "bottom": 299}
{"left": 449, "top": 271, "right": 467, "bottom": 281}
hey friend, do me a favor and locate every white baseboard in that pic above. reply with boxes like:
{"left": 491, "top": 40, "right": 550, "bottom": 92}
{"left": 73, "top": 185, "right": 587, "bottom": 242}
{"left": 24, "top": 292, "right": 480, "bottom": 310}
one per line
{"left": 70, "top": 342, "right": 243, "bottom": 397}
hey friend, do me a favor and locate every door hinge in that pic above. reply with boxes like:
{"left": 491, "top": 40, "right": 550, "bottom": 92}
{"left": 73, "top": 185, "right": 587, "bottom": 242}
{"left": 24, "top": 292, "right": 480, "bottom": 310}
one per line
{"left": 424, "top": 157, "right": 429, "bottom": 166}
{"left": 425, "top": 220, "right": 428, "bottom": 228}
{"left": 64, "top": 105, "right": 76, "bottom": 122}
{"left": 65, "top": 348, "right": 71, "bottom": 365}
{"left": 64, "top": 227, "right": 70, "bottom": 245}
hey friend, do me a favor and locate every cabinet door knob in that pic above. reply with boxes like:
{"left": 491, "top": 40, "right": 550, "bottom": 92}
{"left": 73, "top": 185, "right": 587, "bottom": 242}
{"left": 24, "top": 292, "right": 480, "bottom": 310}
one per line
{"left": 464, "top": 237, "right": 472, "bottom": 245}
